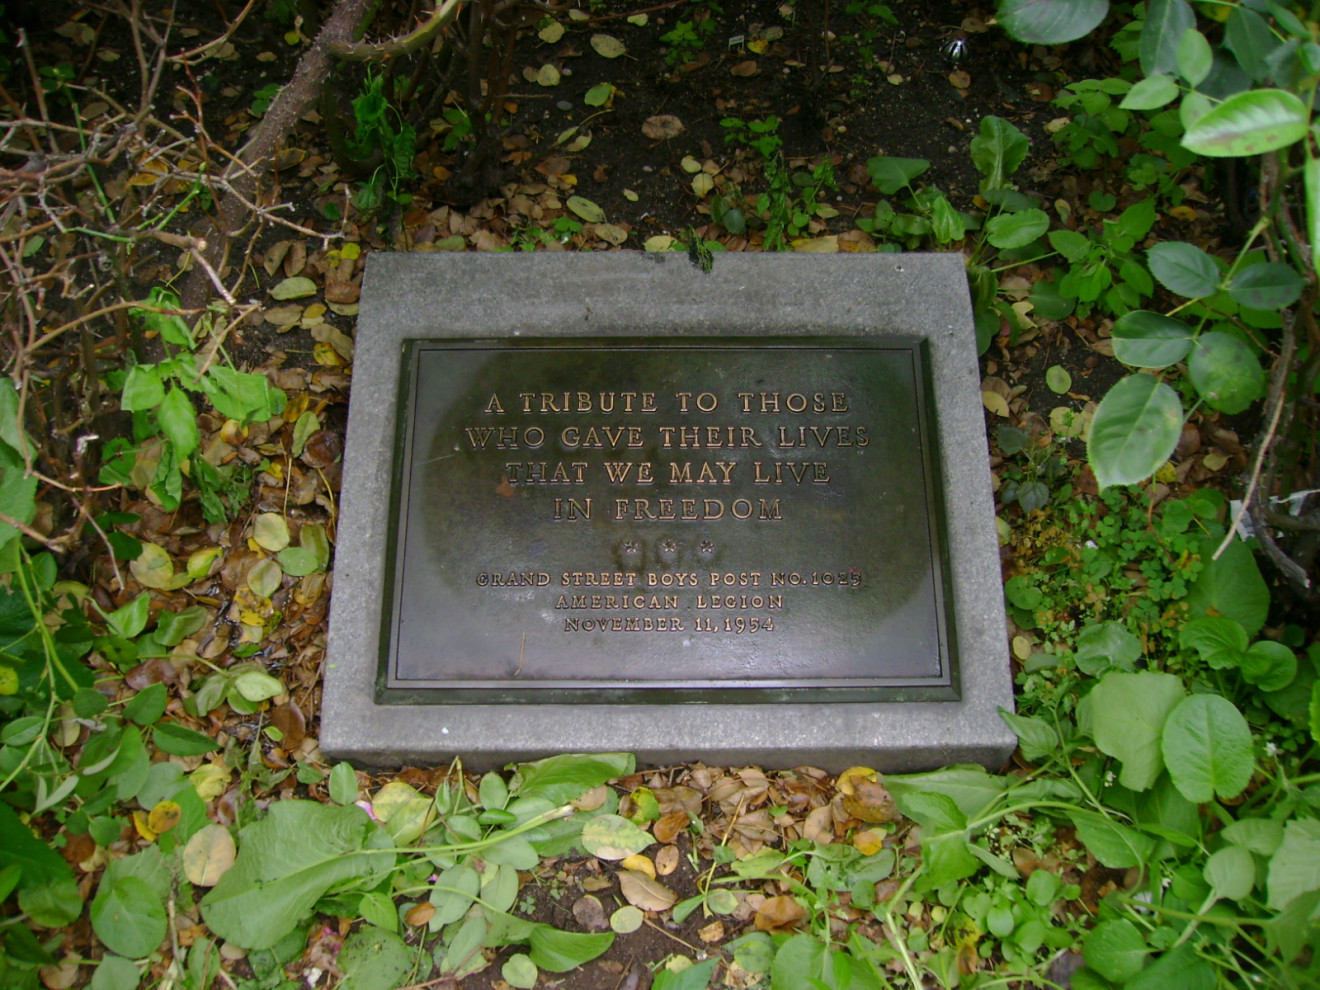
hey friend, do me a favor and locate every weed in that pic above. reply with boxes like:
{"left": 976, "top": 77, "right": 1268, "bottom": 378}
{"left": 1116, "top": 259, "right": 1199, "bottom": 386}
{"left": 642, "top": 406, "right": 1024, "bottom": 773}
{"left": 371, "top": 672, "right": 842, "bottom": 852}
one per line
{"left": 659, "top": 2, "right": 722, "bottom": 66}
{"left": 347, "top": 70, "right": 417, "bottom": 212}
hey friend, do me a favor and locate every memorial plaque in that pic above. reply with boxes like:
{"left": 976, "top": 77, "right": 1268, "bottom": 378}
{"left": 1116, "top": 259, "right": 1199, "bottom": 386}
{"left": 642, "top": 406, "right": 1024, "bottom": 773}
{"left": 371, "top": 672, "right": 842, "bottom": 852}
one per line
{"left": 322, "top": 252, "right": 1016, "bottom": 770}
{"left": 382, "top": 339, "right": 954, "bottom": 702}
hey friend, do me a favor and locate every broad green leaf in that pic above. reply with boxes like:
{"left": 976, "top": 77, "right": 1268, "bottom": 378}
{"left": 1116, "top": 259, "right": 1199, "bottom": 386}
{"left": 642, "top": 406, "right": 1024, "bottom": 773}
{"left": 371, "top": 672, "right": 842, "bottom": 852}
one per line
{"left": 1187, "top": 331, "right": 1264, "bottom": 414}
{"left": 583, "top": 82, "right": 613, "bottom": 107}
{"left": 231, "top": 668, "right": 284, "bottom": 702}
{"left": 430, "top": 863, "right": 480, "bottom": 925}
{"left": 0, "top": 436, "right": 37, "bottom": 555}
{"left": 1066, "top": 809, "right": 1155, "bottom": 868}
{"left": 885, "top": 765, "right": 1007, "bottom": 819}
{"left": 1223, "top": 818, "right": 1284, "bottom": 855}
{"left": 197, "top": 366, "right": 286, "bottom": 423}
{"left": 1141, "top": 0, "right": 1194, "bottom": 76}
{"left": 1204, "top": 844, "right": 1255, "bottom": 901}
{"left": 1227, "top": 262, "right": 1303, "bottom": 309}
{"left": 338, "top": 926, "right": 411, "bottom": 990}
{"left": 999, "top": 709, "right": 1057, "bottom": 762}
{"left": 123, "top": 682, "right": 167, "bottom": 726}
{"left": 970, "top": 116, "right": 1029, "bottom": 191}
{"left": 512, "top": 752, "right": 634, "bottom": 804}
{"left": 90, "top": 956, "right": 140, "bottom": 990}
{"left": 153, "top": 723, "right": 219, "bottom": 756}
{"left": 527, "top": 925, "right": 614, "bottom": 972}
{"left": 1048, "top": 228, "right": 1090, "bottom": 262}
{"left": 1176, "top": 28, "right": 1213, "bottom": 86}
{"left": 201, "top": 802, "right": 393, "bottom": 949}
{"left": 121, "top": 365, "right": 164, "bottom": 412}
{"left": 106, "top": 592, "right": 150, "bottom": 639}
{"left": 1266, "top": 819, "right": 1320, "bottom": 911}
{"left": 1087, "top": 374, "right": 1183, "bottom": 488}
{"left": 1088, "top": 671, "right": 1184, "bottom": 791}
{"left": 91, "top": 875, "right": 167, "bottom": 959}
{"left": 1120, "top": 74, "right": 1179, "bottom": 110}
{"left": 1162, "top": 694, "right": 1254, "bottom": 803}
{"left": 1179, "top": 616, "right": 1248, "bottom": 663}
{"left": 1083, "top": 919, "right": 1147, "bottom": 983}
{"left": 895, "top": 791, "right": 979, "bottom": 885}
{"left": 1186, "top": 537, "right": 1269, "bottom": 636}
{"left": 581, "top": 814, "right": 653, "bottom": 860}
{"left": 1183, "top": 88, "right": 1309, "bottom": 157}
{"left": 503, "top": 954, "right": 538, "bottom": 989}
{"left": 1112, "top": 311, "right": 1195, "bottom": 368}
{"left": 1146, "top": 241, "right": 1219, "bottom": 298}
{"left": 1224, "top": 7, "right": 1277, "bottom": 82}
{"left": 997, "top": 0, "right": 1109, "bottom": 44}
{"left": 1123, "top": 942, "right": 1215, "bottom": 990}
{"left": 1074, "top": 620, "right": 1142, "bottom": 675}
{"left": 770, "top": 934, "right": 825, "bottom": 990}
{"left": 329, "top": 762, "right": 359, "bottom": 805}
{"left": 566, "top": 196, "right": 605, "bottom": 223}
{"left": 157, "top": 387, "right": 200, "bottom": 460}
{"left": 18, "top": 875, "right": 83, "bottom": 928}
{"left": 156, "top": 605, "right": 207, "bottom": 647}
{"left": 866, "top": 155, "right": 929, "bottom": 195}
{"left": 985, "top": 208, "right": 1049, "bottom": 249}
{"left": 1240, "top": 641, "right": 1297, "bottom": 693}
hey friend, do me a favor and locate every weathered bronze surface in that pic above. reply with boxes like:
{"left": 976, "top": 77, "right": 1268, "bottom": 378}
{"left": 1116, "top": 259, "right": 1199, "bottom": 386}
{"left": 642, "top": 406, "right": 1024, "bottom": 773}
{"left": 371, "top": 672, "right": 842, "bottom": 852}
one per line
{"left": 379, "top": 338, "right": 956, "bottom": 703}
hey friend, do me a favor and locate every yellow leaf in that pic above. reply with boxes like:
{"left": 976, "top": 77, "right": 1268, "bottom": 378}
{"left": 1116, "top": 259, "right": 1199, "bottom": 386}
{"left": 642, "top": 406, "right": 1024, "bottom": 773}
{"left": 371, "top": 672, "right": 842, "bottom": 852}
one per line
{"left": 852, "top": 830, "right": 885, "bottom": 856}
{"left": 148, "top": 800, "right": 182, "bottom": 835}
{"left": 982, "top": 391, "right": 1010, "bottom": 417}
{"left": 313, "top": 341, "right": 344, "bottom": 367}
{"left": 189, "top": 763, "right": 230, "bottom": 801}
{"left": 791, "top": 235, "right": 838, "bottom": 253}
{"left": 620, "top": 853, "right": 655, "bottom": 878}
{"left": 538, "top": 21, "right": 565, "bottom": 43}
{"left": 340, "top": 242, "right": 361, "bottom": 260}
{"left": 132, "top": 810, "right": 157, "bottom": 842}
{"left": 536, "top": 64, "right": 561, "bottom": 87}
{"left": 691, "top": 173, "right": 714, "bottom": 197}
{"left": 590, "top": 34, "right": 626, "bottom": 58}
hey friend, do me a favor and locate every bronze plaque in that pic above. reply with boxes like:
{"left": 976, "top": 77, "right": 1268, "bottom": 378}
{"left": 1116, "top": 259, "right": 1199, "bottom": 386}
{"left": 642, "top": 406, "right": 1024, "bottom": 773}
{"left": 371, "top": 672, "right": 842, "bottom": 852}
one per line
{"left": 380, "top": 338, "right": 956, "bottom": 702}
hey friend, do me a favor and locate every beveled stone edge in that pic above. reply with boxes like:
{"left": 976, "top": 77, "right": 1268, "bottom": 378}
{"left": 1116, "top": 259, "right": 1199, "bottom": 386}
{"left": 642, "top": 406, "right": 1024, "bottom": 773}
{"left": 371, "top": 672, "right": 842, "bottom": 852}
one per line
{"left": 320, "top": 251, "right": 1016, "bottom": 772}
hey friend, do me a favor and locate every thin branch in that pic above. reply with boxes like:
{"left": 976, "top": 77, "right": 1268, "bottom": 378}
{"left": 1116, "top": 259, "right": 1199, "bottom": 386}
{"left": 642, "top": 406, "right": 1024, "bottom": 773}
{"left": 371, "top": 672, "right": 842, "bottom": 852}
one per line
{"left": 328, "top": 0, "right": 466, "bottom": 61}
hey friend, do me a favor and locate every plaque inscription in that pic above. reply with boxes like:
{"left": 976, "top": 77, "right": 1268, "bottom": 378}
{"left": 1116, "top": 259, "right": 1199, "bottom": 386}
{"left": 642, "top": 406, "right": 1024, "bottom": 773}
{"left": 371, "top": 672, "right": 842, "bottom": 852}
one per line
{"left": 380, "top": 338, "right": 956, "bottom": 703}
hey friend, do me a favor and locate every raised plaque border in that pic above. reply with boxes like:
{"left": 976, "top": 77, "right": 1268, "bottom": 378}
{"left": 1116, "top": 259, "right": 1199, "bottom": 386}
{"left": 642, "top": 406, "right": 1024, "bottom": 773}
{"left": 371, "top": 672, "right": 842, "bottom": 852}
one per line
{"left": 377, "top": 337, "right": 959, "bottom": 705}
{"left": 322, "top": 252, "right": 1017, "bottom": 771}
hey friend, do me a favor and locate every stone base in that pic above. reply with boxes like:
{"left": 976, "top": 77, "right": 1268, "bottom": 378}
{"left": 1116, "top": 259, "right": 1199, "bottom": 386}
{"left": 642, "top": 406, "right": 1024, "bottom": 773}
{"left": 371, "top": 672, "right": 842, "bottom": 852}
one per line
{"left": 320, "top": 251, "right": 1016, "bottom": 771}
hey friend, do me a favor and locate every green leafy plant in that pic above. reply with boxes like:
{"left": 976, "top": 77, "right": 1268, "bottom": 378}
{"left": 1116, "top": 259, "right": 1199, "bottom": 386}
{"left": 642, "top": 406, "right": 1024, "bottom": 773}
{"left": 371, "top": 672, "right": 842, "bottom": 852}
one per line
{"left": 659, "top": 2, "right": 722, "bottom": 66}
{"left": 99, "top": 288, "right": 286, "bottom": 525}
{"left": 347, "top": 70, "right": 418, "bottom": 212}
{"left": 995, "top": 424, "right": 1071, "bottom": 515}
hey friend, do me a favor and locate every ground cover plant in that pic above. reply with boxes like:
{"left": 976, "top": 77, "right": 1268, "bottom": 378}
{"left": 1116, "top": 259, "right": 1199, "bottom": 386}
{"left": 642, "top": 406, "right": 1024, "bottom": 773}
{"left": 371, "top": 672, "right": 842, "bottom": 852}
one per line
{"left": 2, "top": 0, "right": 1319, "bottom": 987}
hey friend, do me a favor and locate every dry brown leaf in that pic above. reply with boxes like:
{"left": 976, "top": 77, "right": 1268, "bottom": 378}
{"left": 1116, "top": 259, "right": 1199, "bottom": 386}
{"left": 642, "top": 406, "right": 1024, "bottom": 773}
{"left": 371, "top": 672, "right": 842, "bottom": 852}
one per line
{"left": 572, "top": 895, "right": 609, "bottom": 931}
{"left": 802, "top": 805, "right": 834, "bottom": 844}
{"left": 654, "top": 845, "right": 680, "bottom": 876}
{"left": 699, "top": 920, "right": 725, "bottom": 942}
{"left": 730, "top": 60, "right": 759, "bottom": 77}
{"left": 641, "top": 114, "right": 684, "bottom": 140}
{"left": 405, "top": 902, "right": 435, "bottom": 927}
{"left": 753, "top": 894, "right": 806, "bottom": 931}
{"left": 618, "top": 869, "right": 677, "bottom": 912}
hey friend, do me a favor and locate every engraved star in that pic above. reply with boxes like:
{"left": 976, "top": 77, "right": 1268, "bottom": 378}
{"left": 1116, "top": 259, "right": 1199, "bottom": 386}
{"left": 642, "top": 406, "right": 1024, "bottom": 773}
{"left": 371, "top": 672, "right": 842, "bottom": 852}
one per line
{"left": 699, "top": 539, "right": 714, "bottom": 553}
{"left": 621, "top": 540, "right": 639, "bottom": 554}
{"left": 659, "top": 539, "right": 677, "bottom": 554}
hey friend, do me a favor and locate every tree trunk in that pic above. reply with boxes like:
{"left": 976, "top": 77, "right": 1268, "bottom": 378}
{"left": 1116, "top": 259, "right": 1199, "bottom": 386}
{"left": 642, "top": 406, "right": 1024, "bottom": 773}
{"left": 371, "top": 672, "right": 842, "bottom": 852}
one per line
{"left": 182, "top": 0, "right": 374, "bottom": 309}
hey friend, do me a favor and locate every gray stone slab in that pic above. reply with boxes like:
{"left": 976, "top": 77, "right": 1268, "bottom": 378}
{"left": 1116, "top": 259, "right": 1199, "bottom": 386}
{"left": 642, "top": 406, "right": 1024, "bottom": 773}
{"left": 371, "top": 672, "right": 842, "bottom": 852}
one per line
{"left": 321, "top": 251, "right": 1015, "bottom": 771}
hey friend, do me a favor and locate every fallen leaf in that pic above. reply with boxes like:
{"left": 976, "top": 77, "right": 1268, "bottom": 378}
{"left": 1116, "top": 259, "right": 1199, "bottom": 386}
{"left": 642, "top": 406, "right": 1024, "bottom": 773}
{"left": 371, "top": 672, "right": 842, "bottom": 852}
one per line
{"left": 147, "top": 801, "right": 182, "bottom": 835}
{"left": 567, "top": 195, "right": 606, "bottom": 223}
{"left": 269, "top": 276, "right": 317, "bottom": 300}
{"left": 582, "top": 814, "right": 653, "bottom": 860}
{"left": 802, "top": 805, "right": 834, "bottom": 844}
{"left": 573, "top": 895, "right": 608, "bottom": 931}
{"left": 655, "top": 845, "right": 680, "bottom": 876}
{"left": 591, "top": 34, "right": 626, "bottom": 58}
{"left": 538, "top": 21, "right": 565, "bottom": 43}
{"left": 618, "top": 869, "right": 677, "bottom": 911}
{"left": 754, "top": 894, "right": 806, "bottom": 931}
{"left": 592, "top": 222, "right": 629, "bottom": 245}
{"left": 182, "top": 823, "right": 237, "bottom": 886}
{"left": 263, "top": 304, "right": 303, "bottom": 326}
{"left": 536, "top": 64, "right": 561, "bottom": 86}
{"left": 731, "top": 60, "right": 759, "bottom": 77}
{"left": 620, "top": 853, "right": 656, "bottom": 878}
{"left": 611, "top": 905, "right": 645, "bottom": 933}
{"left": 653, "top": 810, "right": 688, "bottom": 844}
{"left": 405, "top": 902, "right": 435, "bottom": 927}
{"left": 792, "top": 235, "right": 838, "bottom": 253}
{"left": 982, "top": 391, "right": 1010, "bottom": 417}
{"left": 642, "top": 115, "right": 684, "bottom": 140}
{"left": 325, "top": 281, "right": 359, "bottom": 304}
{"left": 699, "top": 920, "right": 725, "bottom": 942}
{"left": 949, "top": 69, "right": 971, "bottom": 88}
